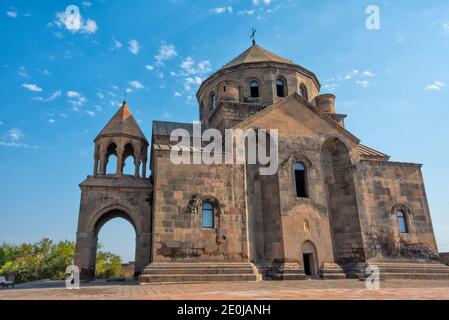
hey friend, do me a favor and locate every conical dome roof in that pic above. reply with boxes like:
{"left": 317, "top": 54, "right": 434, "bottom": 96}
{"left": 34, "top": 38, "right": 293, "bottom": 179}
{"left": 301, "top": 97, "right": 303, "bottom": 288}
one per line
{"left": 220, "top": 43, "right": 296, "bottom": 70}
{"left": 95, "top": 101, "right": 147, "bottom": 142}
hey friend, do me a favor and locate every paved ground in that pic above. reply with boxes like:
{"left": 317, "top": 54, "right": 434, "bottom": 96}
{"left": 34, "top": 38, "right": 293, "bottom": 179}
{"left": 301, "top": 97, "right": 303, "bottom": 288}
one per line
{"left": 1, "top": 279, "right": 449, "bottom": 300}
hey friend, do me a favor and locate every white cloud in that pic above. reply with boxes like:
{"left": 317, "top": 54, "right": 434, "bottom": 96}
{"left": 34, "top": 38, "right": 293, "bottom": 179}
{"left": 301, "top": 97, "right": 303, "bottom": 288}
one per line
{"left": 112, "top": 37, "right": 122, "bottom": 50}
{"left": 82, "top": 1, "right": 92, "bottom": 7}
{"left": 18, "top": 66, "right": 29, "bottom": 78}
{"left": 67, "top": 91, "right": 86, "bottom": 110}
{"left": 362, "top": 70, "right": 375, "bottom": 77}
{"left": 238, "top": 9, "right": 255, "bottom": 15}
{"left": 22, "top": 83, "right": 43, "bottom": 92}
{"left": 129, "top": 80, "right": 145, "bottom": 89}
{"left": 35, "top": 90, "right": 62, "bottom": 102}
{"left": 84, "top": 111, "right": 95, "bottom": 117}
{"left": 211, "top": 7, "right": 233, "bottom": 14}
{"left": 174, "top": 92, "right": 182, "bottom": 97}
{"left": 0, "top": 128, "right": 39, "bottom": 148}
{"left": 52, "top": 11, "right": 98, "bottom": 35}
{"left": 184, "top": 76, "right": 202, "bottom": 91}
{"left": 322, "top": 83, "right": 338, "bottom": 90}
{"left": 128, "top": 39, "right": 140, "bottom": 55}
{"left": 356, "top": 80, "right": 370, "bottom": 88}
{"left": 6, "top": 10, "right": 18, "bottom": 18}
{"left": 145, "top": 64, "right": 154, "bottom": 71}
{"left": 155, "top": 43, "right": 177, "bottom": 65}
{"left": 67, "top": 91, "right": 81, "bottom": 98}
{"left": 83, "top": 19, "right": 97, "bottom": 33}
{"left": 6, "top": 128, "right": 24, "bottom": 141}
{"left": 344, "top": 70, "right": 359, "bottom": 80}
{"left": 180, "top": 57, "right": 212, "bottom": 76}
{"left": 48, "top": 119, "right": 55, "bottom": 123}
{"left": 426, "top": 81, "right": 445, "bottom": 91}
{"left": 253, "top": 0, "right": 272, "bottom": 5}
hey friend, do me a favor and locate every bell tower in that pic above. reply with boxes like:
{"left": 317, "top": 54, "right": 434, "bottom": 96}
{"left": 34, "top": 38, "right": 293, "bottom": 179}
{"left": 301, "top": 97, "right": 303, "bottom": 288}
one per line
{"left": 74, "top": 101, "right": 153, "bottom": 281}
{"left": 93, "top": 101, "right": 148, "bottom": 177}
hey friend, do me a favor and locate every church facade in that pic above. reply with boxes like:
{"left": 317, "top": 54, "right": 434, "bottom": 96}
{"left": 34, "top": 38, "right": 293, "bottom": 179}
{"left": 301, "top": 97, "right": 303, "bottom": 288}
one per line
{"left": 74, "top": 42, "right": 449, "bottom": 282}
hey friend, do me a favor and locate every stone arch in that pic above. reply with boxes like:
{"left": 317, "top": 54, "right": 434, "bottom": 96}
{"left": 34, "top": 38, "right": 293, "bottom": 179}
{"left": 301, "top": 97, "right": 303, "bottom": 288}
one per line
{"left": 87, "top": 204, "right": 141, "bottom": 236}
{"left": 122, "top": 142, "right": 136, "bottom": 176}
{"left": 104, "top": 142, "right": 118, "bottom": 175}
{"left": 75, "top": 204, "right": 147, "bottom": 280}
{"left": 301, "top": 240, "right": 318, "bottom": 276}
{"left": 322, "top": 136, "right": 365, "bottom": 263}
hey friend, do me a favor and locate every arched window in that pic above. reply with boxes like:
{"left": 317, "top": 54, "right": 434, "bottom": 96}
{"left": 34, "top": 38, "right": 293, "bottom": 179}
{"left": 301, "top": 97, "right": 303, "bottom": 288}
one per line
{"left": 210, "top": 93, "right": 217, "bottom": 109}
{"left": 299, "top": 84, "right": 308, "bottom": 100}
{"left": 397, "top": 210, "right": 408, "bottom": 233}
{"left": 250, "top": 80, "right": 260, "bottom": 98}
{"left": 202, "top": 202, "right": 214, "bottom": 228}
{"left": 294, "top": 162, "right": 308, "bottom": 198}
{"left": 276, "top": 79, "right": 286, "bottom": 97}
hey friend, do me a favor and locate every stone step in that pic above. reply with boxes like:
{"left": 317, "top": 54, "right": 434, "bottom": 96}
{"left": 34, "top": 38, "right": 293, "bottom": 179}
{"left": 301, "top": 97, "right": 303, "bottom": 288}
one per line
{"left": 140, "top": 273, "right": 257, "bottom": 283}
{"left": 321, "top": 273, "right": 347, "bottom": 280}
{"left": 351, "top": 262, "right": 449, "bottom": 280}
{"left": 320, "top": 263, "right": 348, "bottom": 280}
{"left": 379, "top": 273, "right": 449, "bottom": 280}
{"left": 140, "top": 262, "right": 259, "bottom": 283}
{"left": 143, "top": 268, "right": 256, "bottom": 275}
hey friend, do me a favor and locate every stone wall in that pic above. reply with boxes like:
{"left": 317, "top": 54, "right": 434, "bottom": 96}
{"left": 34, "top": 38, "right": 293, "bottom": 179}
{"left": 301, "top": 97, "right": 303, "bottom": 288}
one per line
{"left": 151, "top": 149, "right": 249, "bottom": 262}
{"left": 354, "top": 160, "right": 438, "bottom": 261}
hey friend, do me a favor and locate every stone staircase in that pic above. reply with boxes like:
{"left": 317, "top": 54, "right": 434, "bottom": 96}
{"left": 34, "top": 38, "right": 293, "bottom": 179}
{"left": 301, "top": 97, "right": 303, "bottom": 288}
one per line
{"left": 255, "top": 263, "right": 306, "bottom": 280}
{"left": 320, "top": 263, "right": 348, "bottom": 279}
{"left": 140, "top": 262, "right": 259, "bottom": 283}
{"left": 348, "top": 261, "right": 449, "bottom": 280}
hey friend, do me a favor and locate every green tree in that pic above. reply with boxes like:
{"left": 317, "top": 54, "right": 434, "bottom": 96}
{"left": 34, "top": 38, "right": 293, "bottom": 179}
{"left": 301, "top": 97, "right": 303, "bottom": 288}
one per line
{"left": 0, "top": 239, "right": 123, "bottom": 283}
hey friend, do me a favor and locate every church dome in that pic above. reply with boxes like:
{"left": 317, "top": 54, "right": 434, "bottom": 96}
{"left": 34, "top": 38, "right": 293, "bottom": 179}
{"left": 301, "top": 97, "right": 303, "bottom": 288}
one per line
{"left": 197, "top": 42, "right": 321, "bottom": 124}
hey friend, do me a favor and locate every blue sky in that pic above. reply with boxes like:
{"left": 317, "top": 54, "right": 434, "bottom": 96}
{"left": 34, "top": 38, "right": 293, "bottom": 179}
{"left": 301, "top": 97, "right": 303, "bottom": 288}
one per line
{"left": 1, "top": 0, "right": 449, "bottom": 262}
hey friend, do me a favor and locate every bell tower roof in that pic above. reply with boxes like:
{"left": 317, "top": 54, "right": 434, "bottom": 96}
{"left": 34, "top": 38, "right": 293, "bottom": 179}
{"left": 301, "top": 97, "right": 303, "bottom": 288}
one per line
{"left": 95, "top": 101, "right": 147, "bottom": 142}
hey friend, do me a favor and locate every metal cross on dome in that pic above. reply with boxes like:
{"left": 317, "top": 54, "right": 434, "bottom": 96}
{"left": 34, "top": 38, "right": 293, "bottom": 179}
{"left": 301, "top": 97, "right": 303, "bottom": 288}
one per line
{"left": 250, "top": 28, "right": 257, "bottom": 44}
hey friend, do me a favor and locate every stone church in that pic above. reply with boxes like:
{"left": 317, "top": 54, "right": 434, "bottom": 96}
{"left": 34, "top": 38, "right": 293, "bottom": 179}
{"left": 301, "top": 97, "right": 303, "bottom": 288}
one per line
{"left": 74, "top": 41, "right": 449, "bottom": 282}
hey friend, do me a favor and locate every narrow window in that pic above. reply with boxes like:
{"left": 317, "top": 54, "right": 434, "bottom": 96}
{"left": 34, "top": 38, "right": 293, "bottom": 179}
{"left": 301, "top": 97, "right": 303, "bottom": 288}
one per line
{"left": 294, "top": 162, "right": 308, "bottom": 198}
{"left": 202, "top": 202, "right": 214, "bottom": 228}
{"left": 250, "top": 81, "right": 260, "bottom": 98}
{"left": 299, "top": 84, "right": 308, "bottom": 100}
{"left": 210, "top": 93, "right": 216, "bottom": 109}
{"left": 276, "top": 79, "right": 286, "bottom": 97}
{"left": 397, "top": 210, "right": 408, "bottom": 233}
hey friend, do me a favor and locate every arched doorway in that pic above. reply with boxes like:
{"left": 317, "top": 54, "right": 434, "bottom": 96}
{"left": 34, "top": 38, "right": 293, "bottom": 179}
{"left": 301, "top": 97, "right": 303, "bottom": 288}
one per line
{"left": 96, "top": 217, "right": 136, "bottom": 279}
{"left": 302, "top": 241, "right": 318, "bottom": 276}
{"left": 93, "top": 209, "right": 137, "bottom": 279}
{"left": 75, "top": 205, "right": 151, "bottom": 281}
